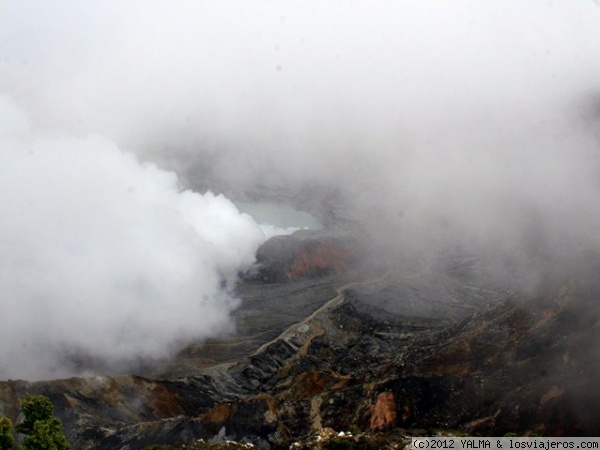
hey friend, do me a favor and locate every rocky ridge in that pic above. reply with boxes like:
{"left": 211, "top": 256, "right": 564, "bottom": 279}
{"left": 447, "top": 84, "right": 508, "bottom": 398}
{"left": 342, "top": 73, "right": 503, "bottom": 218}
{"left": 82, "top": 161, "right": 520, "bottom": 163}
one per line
{"left": 1, "top": 229, "right": 600, "bottom": 449}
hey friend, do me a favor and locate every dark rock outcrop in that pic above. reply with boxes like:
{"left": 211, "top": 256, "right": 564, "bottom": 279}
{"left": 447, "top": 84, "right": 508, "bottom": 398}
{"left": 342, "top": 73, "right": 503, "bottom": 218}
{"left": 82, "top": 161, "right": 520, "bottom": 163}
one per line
{"left": 251, "top": 230, "right": 358, "bottom": 283}
{"left": 2, "top": 231, "right": 600, "bottom": 448}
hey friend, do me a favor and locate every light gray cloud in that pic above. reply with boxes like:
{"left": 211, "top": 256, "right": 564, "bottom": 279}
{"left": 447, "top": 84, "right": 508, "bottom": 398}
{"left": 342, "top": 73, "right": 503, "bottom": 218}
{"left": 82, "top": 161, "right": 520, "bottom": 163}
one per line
{"left": 2, "top": 1, "right": 600, "bottom": 378}
{"left": 0, "top": 97, "right": 284, "bottom": 380}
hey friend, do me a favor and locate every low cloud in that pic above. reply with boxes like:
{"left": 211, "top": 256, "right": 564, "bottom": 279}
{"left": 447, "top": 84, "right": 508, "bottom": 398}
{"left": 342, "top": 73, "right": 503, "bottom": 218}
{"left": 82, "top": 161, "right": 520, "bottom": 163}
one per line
{"left": 0, "top": 97, "right": 282, "bottom": 380}
{"left": 2, "top": 1, "right": 600, "bottom": 378}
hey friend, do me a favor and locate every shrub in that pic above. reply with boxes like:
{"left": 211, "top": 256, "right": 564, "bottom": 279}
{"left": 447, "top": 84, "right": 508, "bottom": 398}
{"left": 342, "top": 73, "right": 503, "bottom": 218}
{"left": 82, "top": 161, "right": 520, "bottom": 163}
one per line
{"left": 21, "top": 417, "right": 69, "bottom": 450}
{"left": 325, "top": 438, "right": 356, "bottom": 450}
{"left": 0, "top": 416, "right": 14, "bottom": 450}
{"left": 17, "top": 395, "right": 54, "bottom": 436}
{"left": 17, "top": 395, "right": 69, "bottom": 450}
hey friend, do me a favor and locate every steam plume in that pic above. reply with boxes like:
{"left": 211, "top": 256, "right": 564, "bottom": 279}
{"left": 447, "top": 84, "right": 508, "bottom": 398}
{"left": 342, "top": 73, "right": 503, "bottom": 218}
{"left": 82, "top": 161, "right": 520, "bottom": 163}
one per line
{"left": 0, "top": 97, "right": 284, "bottom": 380}
{"left": 2, "top": 1, "right": 600, "bottom": 378}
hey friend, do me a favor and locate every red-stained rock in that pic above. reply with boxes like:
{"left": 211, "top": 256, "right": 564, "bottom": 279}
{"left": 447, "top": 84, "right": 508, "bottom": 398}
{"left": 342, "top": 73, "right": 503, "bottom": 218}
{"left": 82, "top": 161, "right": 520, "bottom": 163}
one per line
{"left": 369, "top": 391, "right": 397, "bottom": 431}
{"left": 252, "top": 229, "right": 358, "bottom": 283}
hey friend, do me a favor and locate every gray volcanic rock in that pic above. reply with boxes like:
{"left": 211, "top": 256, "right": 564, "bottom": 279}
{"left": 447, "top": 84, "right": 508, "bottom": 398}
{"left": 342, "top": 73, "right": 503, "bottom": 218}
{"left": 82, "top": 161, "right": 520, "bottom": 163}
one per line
{"left": 2, "top": 232, "right": 600, "bottom": 448}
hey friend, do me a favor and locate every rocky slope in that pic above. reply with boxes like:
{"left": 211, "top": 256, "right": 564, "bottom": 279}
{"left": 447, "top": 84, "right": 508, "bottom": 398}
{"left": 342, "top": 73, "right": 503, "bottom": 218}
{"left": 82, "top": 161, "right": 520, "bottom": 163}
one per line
{"left": 1, "top": 229, "right": 599, "bottom": 449}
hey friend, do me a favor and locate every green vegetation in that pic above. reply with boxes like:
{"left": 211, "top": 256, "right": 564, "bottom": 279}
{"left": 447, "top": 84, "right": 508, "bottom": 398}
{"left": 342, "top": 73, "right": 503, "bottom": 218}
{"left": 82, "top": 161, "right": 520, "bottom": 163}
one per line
{"left": 0, "top": 417, "right": 14, "bottom": 450}
{"left": 21, "top": 417, "right": 69, "bottom": 450}
{"left": 17, "top": 396, "right": 54, "bottom": 436}
{"left": 324, "top": 438, "right": 357, "bottom": 450}
{"left": 348, "top": 424, "right": 362, "bottom": 436}
{"left": 0, "top": 395, "right": 69, "bottom": 450}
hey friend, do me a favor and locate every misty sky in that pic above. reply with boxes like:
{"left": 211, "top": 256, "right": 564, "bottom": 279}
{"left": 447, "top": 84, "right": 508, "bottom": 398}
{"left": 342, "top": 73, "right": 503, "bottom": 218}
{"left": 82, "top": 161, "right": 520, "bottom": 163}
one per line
{"left": 1, "top": 1, "right": 600, "bottom": 379}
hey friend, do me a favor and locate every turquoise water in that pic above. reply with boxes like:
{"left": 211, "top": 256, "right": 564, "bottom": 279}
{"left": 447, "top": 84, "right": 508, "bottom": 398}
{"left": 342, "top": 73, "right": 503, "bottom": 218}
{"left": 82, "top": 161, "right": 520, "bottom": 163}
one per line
{"left": 234, "top": 201, "right": 323, "bottom": 230}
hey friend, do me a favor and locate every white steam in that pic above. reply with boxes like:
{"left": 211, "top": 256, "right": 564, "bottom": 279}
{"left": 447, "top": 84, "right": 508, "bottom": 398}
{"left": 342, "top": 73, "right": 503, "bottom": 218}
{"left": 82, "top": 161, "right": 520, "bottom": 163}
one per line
{"left": 2, "top": 1, "right": 600, "bottom": 378}
{"left": 0, "top": 97, "right": 289, "bottom": 380}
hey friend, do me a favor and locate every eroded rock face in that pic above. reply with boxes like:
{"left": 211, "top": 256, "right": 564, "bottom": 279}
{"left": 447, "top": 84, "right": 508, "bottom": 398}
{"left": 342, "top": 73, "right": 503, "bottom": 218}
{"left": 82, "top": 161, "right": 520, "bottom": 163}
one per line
{"left": 251, "top": 229, "right": 358, "bottom": 283}
{"left": 2, "top": 232, "right": 600, "bottom": 449}
{"left": 369, "top": 392, "right": 397, "bottom": 431}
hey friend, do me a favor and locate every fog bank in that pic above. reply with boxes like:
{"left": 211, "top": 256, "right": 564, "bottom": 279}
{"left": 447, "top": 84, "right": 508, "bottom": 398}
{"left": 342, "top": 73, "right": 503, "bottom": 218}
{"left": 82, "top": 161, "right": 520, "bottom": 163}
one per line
{"left": 2, "top": 1, "right": 600, "bottom": 378}
{"left": 0, "top": 97, "right": 291, "bottom": 380}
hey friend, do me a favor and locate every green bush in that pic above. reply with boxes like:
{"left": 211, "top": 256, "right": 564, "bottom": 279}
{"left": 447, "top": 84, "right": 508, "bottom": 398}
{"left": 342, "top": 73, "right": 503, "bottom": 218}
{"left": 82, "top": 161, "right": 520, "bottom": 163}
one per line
{"left": 325, "top": 438, "right": 356, "bottom": 450}
{"left": 17, "top": 395, "right": 54, "bottom": 436}
{"left": 348, "top": 424, "right": 362, "bottom": 436}
{"left": 17, "top": 395, "right": 69, "bottom": 450}
{"left": 0, "top": 416, "right": 14, "bottom": 450}
{"left": 21, "top": 417, "right": 69, "bottom": 450}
